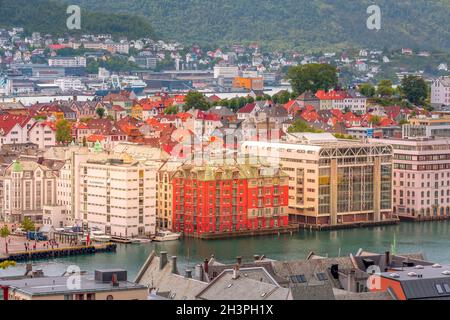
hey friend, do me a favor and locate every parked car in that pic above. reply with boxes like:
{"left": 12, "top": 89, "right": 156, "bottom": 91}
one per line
{"left": 26, "top": 231, "right": 48, "bottom": 241}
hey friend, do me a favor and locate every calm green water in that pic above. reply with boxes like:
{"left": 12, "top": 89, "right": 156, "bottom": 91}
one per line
{"left": 2, "top": 221, "right": 450, "bottom": 279}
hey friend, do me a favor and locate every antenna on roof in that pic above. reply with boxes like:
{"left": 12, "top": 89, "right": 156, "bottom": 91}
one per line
{"left": 391, "top": 233, "right": 397, "bottom": 256}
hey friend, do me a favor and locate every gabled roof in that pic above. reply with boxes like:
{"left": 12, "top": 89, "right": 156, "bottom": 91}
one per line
{"left": 316, "top": 90, "right": 347, "bottom": 101}
{"left": 0, "top": 114, "right": 32, "bottom": 135}
{"left": 238, "top": 103, "right": 256, "bottom": 114}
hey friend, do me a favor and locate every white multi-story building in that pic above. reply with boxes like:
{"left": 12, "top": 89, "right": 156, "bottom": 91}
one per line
{"left": 373, "top": 137, "right": 450, "bottom": 221}
{"left": 48, "top": 56, "right": 87, "bottom": 68}
{"left": 28, "top": 122, "right": 57, "bottom": 149}
{"left": 431, "top": 77, "right": 450, "bottom": 107}
{"left": 54, "top": 77, "right": 86, "bottom": 92}
{"left": 78, "top": 155, "right": 157, "bottom": 237}
{"left": 214, "top": 65, "right": 239, "bottom": 79}
{"left": 0, "top": 115, "right": 35, "bottom": 148}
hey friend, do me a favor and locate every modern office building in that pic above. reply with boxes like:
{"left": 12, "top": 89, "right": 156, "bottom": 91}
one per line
{"left": 242, "top": 133, "right": 395, "bottom": 228}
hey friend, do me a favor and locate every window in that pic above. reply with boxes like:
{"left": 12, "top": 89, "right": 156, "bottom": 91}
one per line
{"left": 290, "top": 275, "right": 307, "bottom": 284}
{"left": 444, "top": 284, "right": 450, "bottom": 294}
{"left": 316, "top": 273, "right": 328, "bottom": 281}
{"left": 436, "top": 284, "right": 444, "bottom": 294}
{"left": 106, "top": 295, "right": 114, "bottom": 300}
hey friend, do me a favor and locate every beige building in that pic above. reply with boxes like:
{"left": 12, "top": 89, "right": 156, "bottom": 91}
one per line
{"left": 1, "top": 160, "right": 60, "bottom": 223}
{"left": 156, "top": 164, "right": 176, "bottom": 230}
{"left": 242, "top": 133, "right": 395, "bottom": 227}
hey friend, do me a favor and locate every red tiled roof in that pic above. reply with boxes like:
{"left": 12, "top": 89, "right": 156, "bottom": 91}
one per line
{"left": 237, "top": 103, "right": 256, "bottom": 114}
{"left": 196, "top": 110, "right": 220, "bottom": 121}
{"left": 316, "top": 90, "right": 347, "bottom": 101}
{"left": 87, "top": 134, "right": 106, "bottom": 142}
{"left": 0, "top": 114, "right": 32, "bottom": 135}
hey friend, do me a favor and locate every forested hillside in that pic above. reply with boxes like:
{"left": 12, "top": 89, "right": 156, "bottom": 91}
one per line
{"left": 65, "top": 0, "right": 450, "bottom": 51}
{"left": 0, "top": 0, "right": 155, "bottom": 39}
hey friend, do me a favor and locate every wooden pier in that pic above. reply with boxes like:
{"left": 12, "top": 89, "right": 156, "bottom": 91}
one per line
{"left": 298, "top": 219, "right": 399, "bottom": 231}
{"left": 0, "top": 243, "right": 117, "bottom": 263}
{"left": 198, "top": 225, "right": 300, "bottom": 240}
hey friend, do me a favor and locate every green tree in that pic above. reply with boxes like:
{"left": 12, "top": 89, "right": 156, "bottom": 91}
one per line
{"left": 277, "top": 91, "right": 291, "bottom": 104}
{"left": 286, "top": 63, "right": 338, "bottom": 95}
{"left": 184, "top": 91, "right": 210, "bottom": 111}
{"left": 21, "top": 218, "right": 35, "bottom": 233}
{"left": 56, "top": 119, "right": 72, "bottom": 144}
{"left": 400, "top": 76, "right": 429, "bottom": 105}
{"left": 1, "top": 225, "right": 10, "bottom": 254}
{"left": 288, "top": 120, "right": 323, "bottom": 133}
{"left": 164, "top": 106, "right": 178, "bottom": 115}
{"left": 359, "top": 83, "right": 376, "bottom": 97}
{"left": 370, "top": 115, "right": 382, "bottom": 126}
{"left": 96, "top": 107, "right": 106, "bottom": 119}
{"left": 0, "top": 260, "right": 17, "bottom": 269}
{"left": 377, "top": 80, "right": 394, "bottom": 97}
{"left": 238, "top": 97, "right": 247, "bottom": 109}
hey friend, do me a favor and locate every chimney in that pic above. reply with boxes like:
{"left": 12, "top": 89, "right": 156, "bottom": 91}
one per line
{"left": 159, "top": 251, "right": 168, "bottom": 270}
{"left": 347, "top": 270, "right": 356, "bottom": 293}
{"left": 237, "top": 256, "right": 242, "bottom": 266}
{"left": 232, "top": 265, "right": 240, "bottom": 280}
{"left": 111, "top": 273, "right": 119, "bottom": 287}
{"left": 185, "top": 269, "right": 192, "bottom": 279}
{"left": 385, "top": 251, "right": 391, "bottom": 270}
{"left": 194, "top": 264, "right": 204, "bottom": 281}
{"left": 25, "top": 263, "right": 32, "bottom": 276}
{"left": 171, "top": 256, "right": 179, "bottom": 275}
{"left": 204, "top": 258, "right": 209, "bottom": 274}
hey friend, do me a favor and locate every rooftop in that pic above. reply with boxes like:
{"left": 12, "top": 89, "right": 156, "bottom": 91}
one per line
{"left": 0, "top": 272, "right": 147, "bottom": 297}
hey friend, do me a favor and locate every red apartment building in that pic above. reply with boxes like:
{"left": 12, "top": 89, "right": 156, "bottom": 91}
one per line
{"left": 172, "top": 164, "right": 289, "bottom": 238}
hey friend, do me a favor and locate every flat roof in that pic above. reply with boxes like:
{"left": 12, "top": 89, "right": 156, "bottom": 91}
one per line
{"left": 382, "top": 264, "right": 450, "bottom": 282}
{"left": 0, "top": 275, "right": 147, "bottom": 297}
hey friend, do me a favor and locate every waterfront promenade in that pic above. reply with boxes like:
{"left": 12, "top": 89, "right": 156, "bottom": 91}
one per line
{"left": 0, "top": 235, "right": 74, "bottom": 256}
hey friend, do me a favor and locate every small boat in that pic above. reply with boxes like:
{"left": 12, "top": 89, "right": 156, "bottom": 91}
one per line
{"left": 153, "top": 231, "right": 181, "bottom": 242}
{"left": 131, "top": 238, "right": 153, "bottom": 244}
{"left": 90, "top": 231, "right": 112, "bottom": 243}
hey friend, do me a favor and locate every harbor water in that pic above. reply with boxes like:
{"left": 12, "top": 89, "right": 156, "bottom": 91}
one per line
{"left": 1, "top": 221, "right": 450, "bottom": 279}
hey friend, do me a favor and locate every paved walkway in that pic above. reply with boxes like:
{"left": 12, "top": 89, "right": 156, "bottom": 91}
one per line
{"left": 0, "top": 235, "right": 75, "bottom": 256}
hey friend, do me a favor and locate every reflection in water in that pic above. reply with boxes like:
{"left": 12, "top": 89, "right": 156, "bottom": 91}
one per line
{"left": 2, "top": 221, "right": 450, "bottom": 279}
